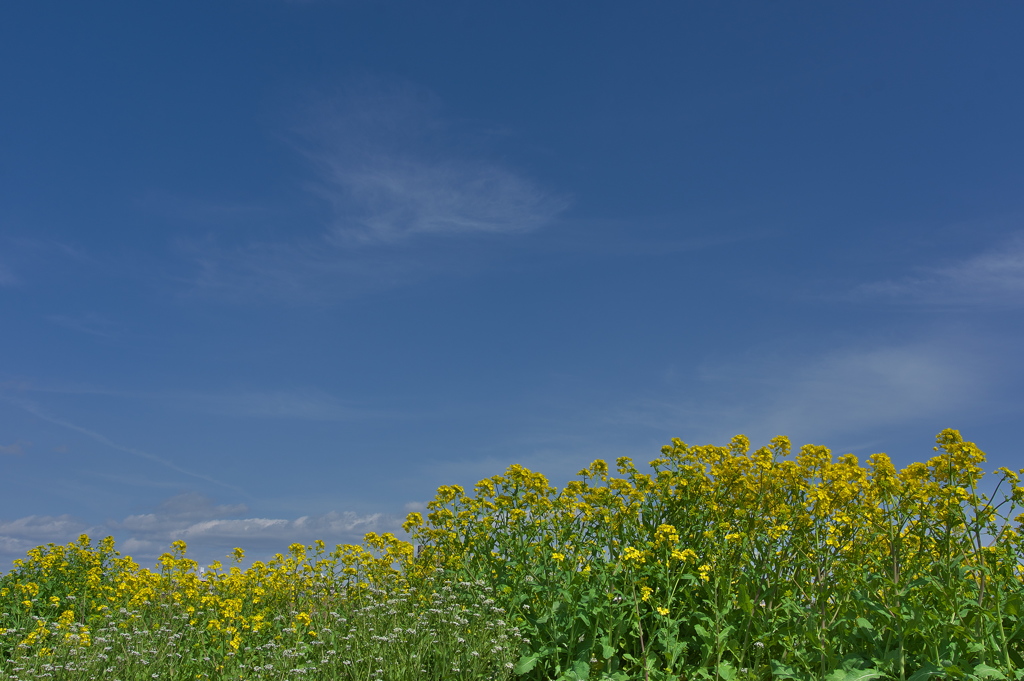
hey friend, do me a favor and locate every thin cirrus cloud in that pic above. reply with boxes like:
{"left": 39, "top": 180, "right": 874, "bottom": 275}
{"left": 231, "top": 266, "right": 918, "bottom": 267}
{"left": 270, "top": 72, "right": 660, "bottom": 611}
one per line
{"left": 303, "top": 83, "right": 570, "bottom": 244}
{"left": 0, "top": 440, "right": 29, "bottom": 456}
{"left": 0, "top": 238, "right": 95, "bottom": 290}
{"left": 616, "top": 339, "right": 992, "bottom": 449}
{"left": 1, "top": 393, "right": 245, "bottom": 495}
{"left": 14, "top": 382, "right": 393, "bottom": 423}
{"left": 0, "top": 492, "right": 399, "bottom": 570}
{"left": 186, "top": 83, "right": 568, "bottom": 303}
{"left": 179, "top": 388, "right": 395, "bottom": 422}
{"left": 316, "top": 155, "right": 568, "bottom": 245}
{"left": 857, "top": 232, "right": 1024, "bottom": 306}
{"left": 46, "top": 313, "right": 126, "bottom": 340}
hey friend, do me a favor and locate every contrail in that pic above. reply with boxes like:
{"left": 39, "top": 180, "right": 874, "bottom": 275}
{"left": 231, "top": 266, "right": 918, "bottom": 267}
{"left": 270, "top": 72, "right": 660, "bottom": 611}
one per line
{"left": 1, "top": 394, "right": 246, "bottom": 497}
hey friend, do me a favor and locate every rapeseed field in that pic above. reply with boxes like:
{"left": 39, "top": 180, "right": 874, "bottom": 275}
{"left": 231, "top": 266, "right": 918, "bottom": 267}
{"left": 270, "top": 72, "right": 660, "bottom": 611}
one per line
{"left": 2, "top": 429, "right": 1023, "bottom": 680}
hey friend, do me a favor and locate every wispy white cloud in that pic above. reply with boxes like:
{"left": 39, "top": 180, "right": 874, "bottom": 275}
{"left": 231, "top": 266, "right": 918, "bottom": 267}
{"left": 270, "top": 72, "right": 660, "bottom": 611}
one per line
{"left": 0, "top": 514, "right": 90, "bottom": 540}
{"left": 183, "top": 388, "right": 392, "bottom": 421}
{"left": 616, "top": 338, "right": 995, "bottom": 448}
{"left": 0, "top": 440, "right": 29, "bottom": 456}
{"left": 857, "top": 232, "right": 1024, "bottom": 306}
{"left": 7, "top": 382, "right": 393, "bottom": 423}
{"left": 164, "top": 511, "right": 386, "bottom": 545}
{"left": 306, "top": 83, "right": 568, "bottom": 244}
{"left": 316, "top": 156, "right": 566, "bottom": 244}
{"left": 0, "top": 237, "right": 96, "bottom": 289}
{"left": 184, "top": 236, "right": 424, "bottom": 303}
{"left": 46, "top": 313, "right": 125, "bottom": 339}
{"left": 0, "top": 492, "right": 398, "bottom": 570}
{"left": 185, "top": 81, "right": 567, "bottom": 303}
{"left": 0, "top": 515, "right": 99, "bottom": 562}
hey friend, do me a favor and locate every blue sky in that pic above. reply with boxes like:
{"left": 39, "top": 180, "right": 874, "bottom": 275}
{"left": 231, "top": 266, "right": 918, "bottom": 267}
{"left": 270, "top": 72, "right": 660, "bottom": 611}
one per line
{"left": 2, "top": 1, "right": 1023, "bottom": 569}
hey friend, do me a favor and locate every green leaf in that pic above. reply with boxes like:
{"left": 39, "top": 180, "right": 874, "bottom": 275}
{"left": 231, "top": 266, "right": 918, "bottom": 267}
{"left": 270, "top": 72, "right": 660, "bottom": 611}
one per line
{"left": 570, "top": 659, "right": 591, "bottom": 680}
{"left": 575, "top": 633, "right": 595, "bottom": 659}
{"left": 514, "top": 653, "right": 541, "bottom": 675}
{"left": 972, "top": 663, "right": 1007, "bottom": 680}
{"left": 942, "top": 663, "right": 968, "bottom": 680}
{"left": 823, "top": 669, "right": 882, "bottom": 681}
{"left": 601, "top": 644, "right": 615, "bottom": 660}
{"left": 737, "top": 583, "right": 753, "bottom": 616}
{"left": 855, "top": 617, "right": 873, "bottom": 630}
{"left": 717, "top": 624, "right": 735, "bottom": 645}
{"left": 717, "top": 660, "right": 738, "bottom": 681}
{"left": 772, "top": 661, "right": 800, "bottom": 679}
{"left": 595, "top": 673, "right": 631, "bottom": 681}
{"left": 906, "top": 661, "right": 941, "bottom": 680}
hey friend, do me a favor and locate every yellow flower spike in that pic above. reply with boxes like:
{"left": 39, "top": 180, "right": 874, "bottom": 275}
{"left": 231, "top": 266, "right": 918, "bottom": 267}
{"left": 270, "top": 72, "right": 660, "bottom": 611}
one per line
{"left": 639, "top": 585, "right": 653, "bottom": 602}
{"left": 656, "top": 607, "right": 670, "bottom": 616}
{"left": 654, "top": 524, "right": 680, "bottom": 546}
{"left": 57, "top": 609, "right": 75, "bottom": 628}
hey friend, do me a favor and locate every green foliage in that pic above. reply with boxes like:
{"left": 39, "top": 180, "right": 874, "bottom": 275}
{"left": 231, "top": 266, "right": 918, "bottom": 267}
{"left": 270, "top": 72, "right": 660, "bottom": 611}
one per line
{"left": 3, "top": 429, "right": 1024, "bottom": 680}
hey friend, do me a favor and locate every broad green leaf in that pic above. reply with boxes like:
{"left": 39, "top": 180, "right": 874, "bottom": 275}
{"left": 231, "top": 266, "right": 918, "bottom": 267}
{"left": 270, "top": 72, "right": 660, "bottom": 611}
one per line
{"left": 717, "top": 660, "right": 738, "bottom": 681}
{"left": 570, "top": 659, "right": 591, "bottom": 680}
{"left": 826, "top": 670, "right": 882, "bottom": 681}
{"left": 772, "top": 661, "right": 799, "bottom": 679}
{"left": 514, "top": 653, "right": 541, "bottom": 675}
{"left": 596, "top": 673, "right": 631, "bottom": 681}
{"left": 972, "top": 663, "right": 1007, "bottom": 680}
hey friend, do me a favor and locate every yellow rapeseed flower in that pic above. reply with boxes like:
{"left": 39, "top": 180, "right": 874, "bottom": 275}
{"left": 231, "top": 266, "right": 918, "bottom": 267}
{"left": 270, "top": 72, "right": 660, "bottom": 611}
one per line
{"left": 622, "top": 546, "right": 646, "bottom": 564}
{"left": 671, "top": 548, "right": 697, "bottom": 562}
{"left": 654, "top": 524, "right": 680, "bottom": 545}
